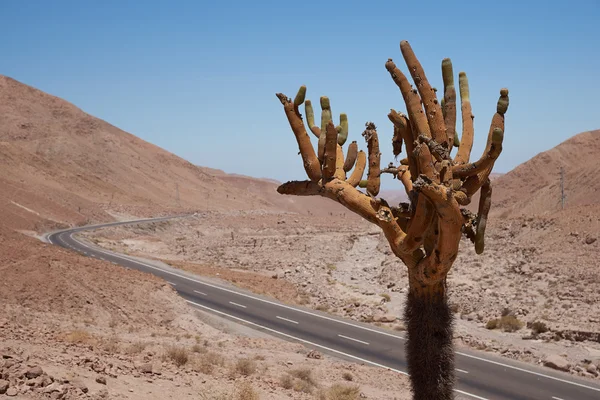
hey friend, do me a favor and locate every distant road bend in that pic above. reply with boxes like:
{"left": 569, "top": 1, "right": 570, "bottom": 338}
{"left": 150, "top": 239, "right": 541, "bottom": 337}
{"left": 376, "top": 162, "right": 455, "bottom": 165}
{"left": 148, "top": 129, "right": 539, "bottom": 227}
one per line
{"left": 46, "top": 216, "right": 600, "bottom": 400}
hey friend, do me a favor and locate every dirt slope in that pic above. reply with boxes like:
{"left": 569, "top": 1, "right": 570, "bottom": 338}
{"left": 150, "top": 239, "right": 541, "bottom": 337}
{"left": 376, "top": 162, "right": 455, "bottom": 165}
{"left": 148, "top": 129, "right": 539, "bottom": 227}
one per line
{"left": 490, "top": 130, "right": 600, "bottom": 217}
{"left": 0, "top": 75, "right": 347, "bottom": 232}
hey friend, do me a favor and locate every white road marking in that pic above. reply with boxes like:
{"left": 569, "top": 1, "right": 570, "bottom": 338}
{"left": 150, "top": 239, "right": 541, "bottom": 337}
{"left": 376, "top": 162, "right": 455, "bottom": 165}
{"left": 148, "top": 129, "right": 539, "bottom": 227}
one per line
{"left": 229, "top": 301, "right": 247, "bottom": 308}
{"left": 338, "top": 334, "right": 369, "bottom": 345}
{"left": 193, "top": 290, "right": 207, "bottom": 296}
{"left": 276, "top": 316, "right": 299, "bottom": 324}
{"left": 552, "top": 397, "right": 565, "bottom": 400}
{"left": 455, "top": 351, "right": 600, "bottom": 393}
{"left": 66, "top": 230, "right": 600, "bottom": 395}
{"left": 457, "top": 368, "right": 469, "bottom": 374}
{"left": 185, "top": 300, "right": 488, "bottom": 400}
{"left": 167, "top": 281, "right": 177, "bottom": 286}
{"left": 70, "top": 234, "right": 404, "bottom": 340}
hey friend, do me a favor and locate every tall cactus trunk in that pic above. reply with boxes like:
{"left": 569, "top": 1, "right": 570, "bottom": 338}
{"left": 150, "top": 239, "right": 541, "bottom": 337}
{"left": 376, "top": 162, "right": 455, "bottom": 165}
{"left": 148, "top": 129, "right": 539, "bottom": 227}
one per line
{"left": 404, "top": 279, "right": 455, "bottom": 400}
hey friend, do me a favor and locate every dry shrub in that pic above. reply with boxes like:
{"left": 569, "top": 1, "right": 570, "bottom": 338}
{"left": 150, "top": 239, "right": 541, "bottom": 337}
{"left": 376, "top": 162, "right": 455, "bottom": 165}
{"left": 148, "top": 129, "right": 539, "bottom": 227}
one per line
{"left": 531, "top": 321, "right": 549, "bottom": 334}
{"left": 280, "top": 367, "right": 318, "bottom": 393}
{"left": 192, "top": 343, "right": 207, "bottom": 354}
{"left": 485, "top": 319, "right": 498, "bottom": 330}
{"left": 342, "top": 371, "right": 354, "bottom": 381}
{"left": 195, "top": 351, "right": 225, "bottom": 374}
{"left": 280, "top": 374, "right": 294, "bottom": 390}
{"left": 62, "top": 330, "right": 95, "bottom": 344}
{"left": 380, "top": 293, "right": 391, "bottom": 302}
{"left": 127, "top": 341, "right": 147, "bottom": 354}
{"left": 101, "top": 336, "right": 120, "bottom": 353}
{"left": 165, "top": 345, "right": 189, "bottom": 367}
{"left": 235, "top": 381, "right": 259, "bottom": 400}
{"left": 235, "top": 358, "right": 257, "bottom": 376}
{"left": 319, "top": 383, "right": 361, "bottom": 400}
{"left": 486, "top": 315, "right": 524, "bottom": 332}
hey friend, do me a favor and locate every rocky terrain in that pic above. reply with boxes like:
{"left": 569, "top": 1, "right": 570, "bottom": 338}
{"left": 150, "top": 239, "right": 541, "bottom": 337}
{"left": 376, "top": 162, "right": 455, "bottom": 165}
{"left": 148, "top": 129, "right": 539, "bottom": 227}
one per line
{"left": 490, "top": 130, "right": 600, "bottom": 217}
{"left": 84, "top": 204, "right": 600, "bottom": 381}
{"left": 0, "top": 225, "right": 414, "bottom": 399}
{"left": 2, "top": 71, "right": 600, "bottom": 399}
{"left": 0, "top": 75, "right": 349, "bottom": 234}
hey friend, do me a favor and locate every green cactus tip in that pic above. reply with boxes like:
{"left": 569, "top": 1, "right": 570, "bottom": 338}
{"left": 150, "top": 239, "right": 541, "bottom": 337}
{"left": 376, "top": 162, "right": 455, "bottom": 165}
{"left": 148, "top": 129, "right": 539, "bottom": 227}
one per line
{"left": 294, "top": 85, "right": 306, "bottom": 107}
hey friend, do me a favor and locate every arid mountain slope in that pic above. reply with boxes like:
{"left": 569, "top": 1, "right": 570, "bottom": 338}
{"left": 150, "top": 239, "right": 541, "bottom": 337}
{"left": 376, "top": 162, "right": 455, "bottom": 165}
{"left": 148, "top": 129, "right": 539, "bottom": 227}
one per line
{"left": 490, "top": 130, "right": 600, "bottom": 217}
{"left": 0, "top": 75, "right": 347, "bottom": 232}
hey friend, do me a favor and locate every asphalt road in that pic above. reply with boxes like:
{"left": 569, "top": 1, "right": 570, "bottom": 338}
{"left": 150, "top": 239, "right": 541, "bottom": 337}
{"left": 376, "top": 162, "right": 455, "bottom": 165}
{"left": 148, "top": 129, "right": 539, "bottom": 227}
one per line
{"left": 46, "top": 217, "right": 600, "bottom": 400}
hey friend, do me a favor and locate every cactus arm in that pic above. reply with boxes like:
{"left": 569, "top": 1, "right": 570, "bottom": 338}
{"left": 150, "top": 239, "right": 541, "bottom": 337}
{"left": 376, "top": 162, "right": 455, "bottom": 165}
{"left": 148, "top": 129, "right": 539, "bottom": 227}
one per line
{"left": 362, "top": 122, "right": 381, "bottom": 196}
{"left": 275, "top": 93, "right": 322, "bottom": 181}
{"left": 317, "top": 97, "right": 332, "bottom": 163}
{"left": 400, "top": 41, "right": 447, "bottom": 146}
{"left": 304, "top": 100, "right": 321, "bottom": 138}
{"left": 385, "top": 59, "right": 431, "bottom": 139}
{"left": 343, "top": 141, "right": 358, "bottom": 172}
{"left": 346, "top": 151, "right": 366, "bottom": 187}
{"left": 395, "top": 194, "right": 434, "bottom": 255}
{"left": 459, "top": 89, "right": 509, "bottom": 196}
{"left": 388, "top": 110, "right": 419, "bottom": 180}
{"left": 452, "top": 128, "right": 503, "bottom": 178}
{"left": 392, "top": 125, "right": 404, "bottom": 157}
{"left": 294, "top": 85, "right": 306, "bottom": 107}
{"left": 322, "top": 121, "right": 338, "bottom": 179}
{"left": 397, "top": 166, "right": 413, "bottom": 197}
{"left": 414, "top": 142, "right": 438, "bottom": 183}
{"left": 412, "top": 179, "right": 463, "bottom": 285}
{"left": 334, "top": 144, "right": 346, "bottom": 180}
{"left": 453, "top": 72, "right": 475, "bottom": 164}
{"left": 475, "top": 180, "right": 492, "bottom": 254}
{"left": 337, "top": 113, "right": 349, "bottom": 145}
{"left": 439, "top": 160, "right": 453, "bottom": 185}
{"left": 441, "top": 58, "right": 457, "bottom": 150}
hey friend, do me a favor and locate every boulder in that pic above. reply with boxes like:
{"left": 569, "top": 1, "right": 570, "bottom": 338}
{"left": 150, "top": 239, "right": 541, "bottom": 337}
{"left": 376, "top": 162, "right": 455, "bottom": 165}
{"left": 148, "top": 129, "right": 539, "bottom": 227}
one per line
{"left": 543, "top": 355, "right": 571, "bottom": 372}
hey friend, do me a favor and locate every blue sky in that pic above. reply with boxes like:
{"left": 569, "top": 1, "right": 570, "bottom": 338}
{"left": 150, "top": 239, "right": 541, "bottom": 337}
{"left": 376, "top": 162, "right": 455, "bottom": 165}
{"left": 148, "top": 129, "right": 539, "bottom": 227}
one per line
{"left": 1, "top": 1, "right": 598, "bottom": 188}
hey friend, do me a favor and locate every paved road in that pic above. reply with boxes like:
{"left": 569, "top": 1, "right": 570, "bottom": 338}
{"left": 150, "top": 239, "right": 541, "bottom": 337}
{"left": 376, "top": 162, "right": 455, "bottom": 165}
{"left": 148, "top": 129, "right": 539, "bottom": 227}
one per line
{"left": 46, "top": 217, "right": 600, "bottom": 400}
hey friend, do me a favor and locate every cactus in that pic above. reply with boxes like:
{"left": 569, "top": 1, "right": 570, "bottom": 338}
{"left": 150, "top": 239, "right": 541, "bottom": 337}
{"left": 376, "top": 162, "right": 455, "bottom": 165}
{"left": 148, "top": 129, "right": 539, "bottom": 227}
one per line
{"left": 275, "top": 39, "right": 508, "bottom": 400}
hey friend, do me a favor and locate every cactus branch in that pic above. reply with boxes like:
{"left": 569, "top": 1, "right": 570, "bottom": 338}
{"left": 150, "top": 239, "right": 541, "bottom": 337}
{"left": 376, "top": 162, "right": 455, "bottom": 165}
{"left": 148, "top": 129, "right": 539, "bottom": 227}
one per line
{"left": 452, "top": 128, "right": 504, "bottom": 178}
{"left": 337, "top": 113, "right": 349, "bottom": 145}
{"left": 362, "top": 122, "right": 381, "bottom": 197}
{"left": 400, "top": 41, "right": 447, "bottom": 146}
{"left": 276, "top": 93, "right": 322, "bottom": 181}
{"left": 441, "top": 58, "right": 457, "bottom": 150}
{"left": 322, "top": 121, "right": 338, "bottom": 180}
{"left": 304, "top": 100, "right": 321, "bottom": 138}
{"left": 343, "top": 141, "right": 358, "bottom": 172}
{"left": 454, "top": 72, "right": 475, "bottom": 164}
{"left": 346, "top": 151, "right": 367, "bottom": 187}
{"left": 385, "top": 59, "right": 431, "bottom": 139}
{"left": 475, "top": 180, "right": 492, "bottom": 254}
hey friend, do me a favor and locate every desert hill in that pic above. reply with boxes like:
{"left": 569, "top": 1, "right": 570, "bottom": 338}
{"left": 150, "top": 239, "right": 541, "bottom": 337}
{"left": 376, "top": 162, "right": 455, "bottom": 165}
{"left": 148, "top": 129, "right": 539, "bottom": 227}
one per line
{"left": 0, "top": 75, "right": 348, "bottom": 233}
{"left": 490, "top": 130, "right": 600, "bottom": 217}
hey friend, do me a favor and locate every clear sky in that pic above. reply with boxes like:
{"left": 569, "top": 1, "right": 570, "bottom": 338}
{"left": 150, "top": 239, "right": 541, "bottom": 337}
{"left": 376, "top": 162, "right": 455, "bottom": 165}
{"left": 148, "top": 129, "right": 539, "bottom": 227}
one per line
{"left": 1, "top": 1, "right": 598, "bottom": 188}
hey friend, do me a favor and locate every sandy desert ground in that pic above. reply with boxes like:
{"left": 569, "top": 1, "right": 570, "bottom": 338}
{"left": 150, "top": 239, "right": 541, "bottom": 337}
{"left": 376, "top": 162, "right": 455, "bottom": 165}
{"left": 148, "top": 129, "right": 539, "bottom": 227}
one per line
{"left": 1, "top": 225, "right": 415, "bottom": 399}
{"left": 83, "top": 204, "right": 600, "bottom": 381}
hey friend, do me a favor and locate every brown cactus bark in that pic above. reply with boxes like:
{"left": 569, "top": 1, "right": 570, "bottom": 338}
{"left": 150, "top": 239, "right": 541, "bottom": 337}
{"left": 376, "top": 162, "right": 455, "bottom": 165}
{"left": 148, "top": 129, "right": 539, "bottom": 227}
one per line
{"left": 275, "top": 40, "right": 508, "bottom": 400}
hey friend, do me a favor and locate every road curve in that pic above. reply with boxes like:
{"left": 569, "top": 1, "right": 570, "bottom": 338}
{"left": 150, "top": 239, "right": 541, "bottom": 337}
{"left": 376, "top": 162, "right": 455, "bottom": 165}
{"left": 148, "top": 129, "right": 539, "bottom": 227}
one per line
{"left": 45, "top": 217, "right": 600, "bottom": 400}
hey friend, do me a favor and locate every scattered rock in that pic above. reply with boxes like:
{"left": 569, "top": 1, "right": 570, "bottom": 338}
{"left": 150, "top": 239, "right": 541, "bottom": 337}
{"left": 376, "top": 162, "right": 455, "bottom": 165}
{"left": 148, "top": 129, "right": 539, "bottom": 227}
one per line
{"left": 5, "top": 387, "right": 17, "bottom": 396}
{"left": 0, "top": 380, "right": 9, "bottom": 394}
{"left": 306, "top": 350, "right": 322, "bottom": 359}
{"left": 543, "top": 355, "right": 571, "bottom": 372}
{"left": 138, "top": 363, "right": 153, "bottom": 374}
{"left": 584, "top": 236, "right": 597, "bottom": 245}
{"left": 95, "top": 375, "right": 107, "bottom": 385}
{"left": 72, "top": 378, "right": 88, "bottom": 393}
{"left": 25, "top": 365, "right": 43, "bottom": 378}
